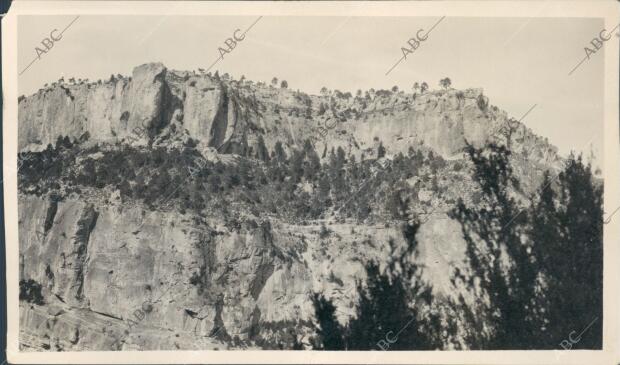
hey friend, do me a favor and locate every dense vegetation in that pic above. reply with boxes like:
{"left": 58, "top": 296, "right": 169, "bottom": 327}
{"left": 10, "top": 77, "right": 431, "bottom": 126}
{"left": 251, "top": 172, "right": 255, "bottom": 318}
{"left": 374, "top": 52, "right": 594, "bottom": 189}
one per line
{"left": 18, "top": 136, "right": 459, "bottom": 224}
{"left": 450, "top": 144, "right": 602, "bottom": 349}
{"left": 311, "top": 142, "right": 603, "bottom": 350}
{"left": 19, "top": 279, "right": 45, "bottom": 305}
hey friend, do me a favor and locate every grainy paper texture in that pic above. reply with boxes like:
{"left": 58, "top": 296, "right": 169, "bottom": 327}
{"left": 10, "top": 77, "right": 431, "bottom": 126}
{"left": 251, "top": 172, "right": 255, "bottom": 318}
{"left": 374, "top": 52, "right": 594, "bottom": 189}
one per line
{"left": 3, "top": 1, "right": 620, "bottom": 364}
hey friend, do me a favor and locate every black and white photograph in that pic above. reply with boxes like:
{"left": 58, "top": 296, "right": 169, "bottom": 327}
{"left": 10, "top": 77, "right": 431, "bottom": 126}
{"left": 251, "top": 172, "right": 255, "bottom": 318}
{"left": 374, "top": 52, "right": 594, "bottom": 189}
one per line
{"left": 3, "top": 1, "right": 620, "bottom": 364}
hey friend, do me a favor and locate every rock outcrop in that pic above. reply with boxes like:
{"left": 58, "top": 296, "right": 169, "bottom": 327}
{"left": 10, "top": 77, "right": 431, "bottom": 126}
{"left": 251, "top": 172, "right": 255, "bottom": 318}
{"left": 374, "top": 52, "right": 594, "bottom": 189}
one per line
{"left": 18, "top": 63, "right": 242, "bottom": 153}
{"left": 18, "top": 63, "right": 561, "bottom": 169}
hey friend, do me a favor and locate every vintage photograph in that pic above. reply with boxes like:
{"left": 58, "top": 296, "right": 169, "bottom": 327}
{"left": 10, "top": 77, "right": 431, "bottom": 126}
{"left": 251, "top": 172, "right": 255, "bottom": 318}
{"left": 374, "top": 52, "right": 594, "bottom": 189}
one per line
{"left": 4, "top": 2, "right": 620, "bottom": 363}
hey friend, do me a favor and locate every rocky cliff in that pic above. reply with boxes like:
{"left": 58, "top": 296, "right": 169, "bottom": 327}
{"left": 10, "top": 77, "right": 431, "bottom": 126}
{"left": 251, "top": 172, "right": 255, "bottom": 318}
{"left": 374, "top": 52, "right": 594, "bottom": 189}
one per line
{"left": 18, "top": 63, "right": 561, "bottom": 167}
{"left": 17, "top": 63, "right": 564, "bottom": 350}
{"left": 20, "top": 194, "right": 450, "bottom": 350}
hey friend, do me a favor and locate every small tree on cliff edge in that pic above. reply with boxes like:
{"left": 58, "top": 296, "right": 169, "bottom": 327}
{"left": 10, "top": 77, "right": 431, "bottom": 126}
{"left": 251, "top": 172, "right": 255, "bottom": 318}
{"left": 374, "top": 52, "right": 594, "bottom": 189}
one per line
{"left": 439, "top": 77, "right": 452, "bottom": 90}
{"left": 378, "top": 142, "right": 386, "bottom": 159}
{"left": 420, "top": 82, "right": 429, "bottom": 93}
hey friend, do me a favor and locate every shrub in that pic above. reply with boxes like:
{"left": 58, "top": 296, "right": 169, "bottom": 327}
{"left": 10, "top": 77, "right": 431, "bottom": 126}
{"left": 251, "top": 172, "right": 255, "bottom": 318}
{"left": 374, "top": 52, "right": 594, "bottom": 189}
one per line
{"left": 19, "top": 279, "right": 45, "bottom": 305}
{"left": 477, "top": 94, "right": 488, "bottom": 111}
{"left": 120, "top": 111, "right": 130, "bottom": 122}
{"left": 319, "top": 223, "right": 331, "bottom": 239}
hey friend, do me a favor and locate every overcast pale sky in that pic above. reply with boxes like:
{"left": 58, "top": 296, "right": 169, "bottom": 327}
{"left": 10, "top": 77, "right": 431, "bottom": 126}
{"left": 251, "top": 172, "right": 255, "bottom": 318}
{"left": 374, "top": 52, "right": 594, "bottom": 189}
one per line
{"left": 17, "top": 15, "right": 605, "bottom": 167}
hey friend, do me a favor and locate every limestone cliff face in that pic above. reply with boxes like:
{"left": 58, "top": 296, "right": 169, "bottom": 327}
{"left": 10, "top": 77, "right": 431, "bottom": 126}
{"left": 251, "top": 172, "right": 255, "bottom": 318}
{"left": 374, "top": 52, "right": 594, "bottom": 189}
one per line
{"left": 18, "top": 196, "right": 284, "bottom": 349}
{"left": 312, "top": 88, "right": 560, "bottom": 169}
{"left": 20, "top": 196, "right": 434, "bottom": 350}
{"left": 19, "top": 63, "right": 561, "bottom": 170}
{"left": 18, "top": 63, "right": 245, "bottom": 153}
{"left": 19, "top": 64, "right": 163, "bottom": 150}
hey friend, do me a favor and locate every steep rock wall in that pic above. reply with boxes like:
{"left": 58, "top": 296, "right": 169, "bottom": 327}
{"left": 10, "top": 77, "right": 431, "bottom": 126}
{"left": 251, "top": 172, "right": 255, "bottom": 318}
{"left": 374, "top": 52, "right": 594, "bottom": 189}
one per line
{"left": 19, "top": 63, "right": 561, "bottom": 170}
{"left": 18, "top": 195, "right": 465, "bottom": 350}
{"left": 18, "top": 63, "right": 243, "bottom": 153}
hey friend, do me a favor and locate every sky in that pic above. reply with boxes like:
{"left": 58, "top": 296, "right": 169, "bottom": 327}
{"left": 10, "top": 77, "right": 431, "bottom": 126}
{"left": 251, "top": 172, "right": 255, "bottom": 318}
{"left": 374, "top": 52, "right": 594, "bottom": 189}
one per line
{"left": 17, "top": 15, "right": 605, "bottom": 168}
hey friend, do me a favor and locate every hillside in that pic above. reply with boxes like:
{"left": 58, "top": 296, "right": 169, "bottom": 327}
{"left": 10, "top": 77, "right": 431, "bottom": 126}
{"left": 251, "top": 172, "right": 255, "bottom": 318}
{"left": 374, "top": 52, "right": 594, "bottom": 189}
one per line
{"left": 17, "top": 62, "right": 566, "bottom": 351}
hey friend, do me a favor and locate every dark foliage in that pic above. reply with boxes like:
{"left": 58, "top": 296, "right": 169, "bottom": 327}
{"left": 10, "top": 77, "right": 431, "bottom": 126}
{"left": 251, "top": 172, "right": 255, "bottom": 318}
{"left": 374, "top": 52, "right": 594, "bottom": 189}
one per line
{"left": 18, "top": 136, "right": 452, "bottom": 224}
{"left": 528, "top": 156, "right": 603, "bottom": 348}
{"left": 377, "top": 142, "right": 386, "bottom": 158}
{"left": 449, "top": 142, "right": 603, "bottom": 349}
{"left": 19, "top": 279, "right": 45, "bottom": 305}
{"left": 312, "top": 294, "right": 346, "bottom": 350}
{"left": 449, "top": 142, "right": 540, "bottom": 348}
{"left": 250, "top": 319, "right": 312, "bottom": 350}
{"left": 312, "top": 222, "right": 444, "bottom": 350}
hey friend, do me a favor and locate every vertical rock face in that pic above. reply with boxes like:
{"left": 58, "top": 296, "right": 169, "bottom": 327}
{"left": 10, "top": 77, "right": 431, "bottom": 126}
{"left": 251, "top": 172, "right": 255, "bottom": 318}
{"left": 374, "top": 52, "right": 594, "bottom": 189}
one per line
{"left": 120, "top": 62, "right": 168, "bottom": 137}
{"left": 20, "top": 198, "right": 90, "bottom": 307}
{"left": 19, "top": 63, "right": 560, "bottom": 168}
{"left": 70, "top": 205, "right": 98, "bottom": 303}
{"left": 19, "top": 78, "right": 124, "bottom": 150}
{"left": 19, "top": 194, "right": 432, "bottom": 350}
{"left": 347, "top": 89, "right": 489, "bottom": 157}
{"left": 18, "top": 197, "right": 326, "bottom": 349}
{"left": 182, "top": 75, "right": 225, "bottom": 145}
{"left": 18, "top": 63, "right": 243, "bottom": 152}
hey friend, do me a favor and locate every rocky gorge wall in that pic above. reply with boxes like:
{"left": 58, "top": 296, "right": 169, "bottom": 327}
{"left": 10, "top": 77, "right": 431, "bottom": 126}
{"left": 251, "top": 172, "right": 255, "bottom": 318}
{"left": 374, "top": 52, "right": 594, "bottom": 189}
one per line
{"left": 17, "top": 62, "right": 565, "bottom": 350}
{"left": 20, "top": 195, "right": 460, "bottom": 350}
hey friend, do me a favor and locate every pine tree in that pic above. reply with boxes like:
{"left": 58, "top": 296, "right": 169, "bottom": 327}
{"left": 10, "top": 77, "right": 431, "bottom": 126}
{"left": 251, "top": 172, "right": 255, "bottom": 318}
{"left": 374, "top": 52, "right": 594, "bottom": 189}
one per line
{"left": 378, "top": 142, "right": 386, "bottom": 158}
{"left": 336, "top": 147, "right": 346, "bottom": 167}
{"left": 556, "top": 155, "right": 603, "bottom": 349}
{"left": 328, "top": 148, "right": 347, "bottom": 203}
{"left": 347, "top": 255, "right": 435, "bottom": 350}
{"left": 55, "top": 136, "right": 64, "bottom": 150}
{"left": 289, "top": 149, "right": 305, "bottom": 183}
{"left": 303, "top": 140, "right": 321, "bottom": 181}
{"left": 256, "top": 135, "right": 270, "bottom": 162}
{"left": 312, "top": 222, "right": 442, "bottom": 350}
{"left": 527, "top": 172, "right": 561, "bottom": 345}
{"left": 312, "top": 293, "right": 346, "bottom": 350}
{"left": 529, "top": 156, "right": 603, "bottom": 349}
{"left": 273, "top": 141, "right": 287, "bottom": 164}
{"left": 449, "top": 142, "right": 538, "bottom": 349}
{"left": 62, "top": 136, "right": 72, "bottom": 149}
{"left": 317, "top": 173, "right": 331, "bottom": 205}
